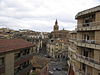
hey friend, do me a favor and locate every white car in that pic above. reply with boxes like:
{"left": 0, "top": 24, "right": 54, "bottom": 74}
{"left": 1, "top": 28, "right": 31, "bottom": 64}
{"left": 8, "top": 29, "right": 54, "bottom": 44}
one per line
{"left": 49, "top": 71, "right": 53, "bottom": 74}
{"left": 53, "top": 68, "right": 56, "bottom": 71}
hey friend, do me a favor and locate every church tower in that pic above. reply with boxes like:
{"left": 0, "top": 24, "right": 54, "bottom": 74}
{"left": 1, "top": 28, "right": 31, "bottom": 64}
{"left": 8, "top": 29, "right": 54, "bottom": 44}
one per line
{"left": 53, "top": 19, "right": 59, "bottom": 31}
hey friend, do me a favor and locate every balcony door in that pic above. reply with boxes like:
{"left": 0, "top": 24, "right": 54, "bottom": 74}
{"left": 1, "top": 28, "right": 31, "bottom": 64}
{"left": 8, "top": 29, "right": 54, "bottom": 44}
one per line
{"left": 83, "top": 34, "right": 89, "bottom": 41}
{"left": 83, "top": 14, "right": 95, "bottom": 27}
{"left": 84, "top": 19, "right": 90, "bottom": 26}
{"left": 83, "top": 50, "right": 89, "bottom": 57}
{"left": 82, "top": 48, "right": 90, "bottom": 57}
{"left": 82, "top": 63, "right": 86, "bottom": 72}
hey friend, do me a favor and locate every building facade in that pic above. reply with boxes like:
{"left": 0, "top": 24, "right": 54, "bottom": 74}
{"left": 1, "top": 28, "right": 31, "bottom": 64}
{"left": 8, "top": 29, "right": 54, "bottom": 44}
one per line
{"left": 47, "top": 38, "right": 68, "bottom": 59}
{"left": 68, "top": 5, "right": 100, "bottom": 75}
{"left": 53, "top": 19, "right": 59, "bottom": 31}
{"left": 31, "top": 55, "right": 50, "bottom": 75}
{"left": 47, "top": 20, "right": 69, "bottom": 59}
{"left": 0, "top": 39, "right": 34, "bottom": 75}
{"left": 51, "top": 20, "right": 69, "bottom": 40}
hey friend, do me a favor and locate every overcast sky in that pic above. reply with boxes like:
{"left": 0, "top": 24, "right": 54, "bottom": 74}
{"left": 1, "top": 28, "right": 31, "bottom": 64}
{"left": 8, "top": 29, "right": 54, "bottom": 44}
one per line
{"left": 0, "top": 0, "right": 100, "bottom": 32}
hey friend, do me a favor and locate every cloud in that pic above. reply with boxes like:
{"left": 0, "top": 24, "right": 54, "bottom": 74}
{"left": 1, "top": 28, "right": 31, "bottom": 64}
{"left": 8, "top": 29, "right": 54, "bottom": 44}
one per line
{"left": 0, "top": 0, "right": 99, "bottom": 32}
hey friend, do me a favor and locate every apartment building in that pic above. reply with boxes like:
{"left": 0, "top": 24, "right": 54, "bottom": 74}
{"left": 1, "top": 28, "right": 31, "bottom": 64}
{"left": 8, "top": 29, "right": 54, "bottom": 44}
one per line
{"left": 0, "top": 28, "right": 16, "bottom": 39}
{"left": 31, "top": 56, "right": 50, "bottom": 75}
{"left": 47, "top": 38, "right": 68, "bottom": 58}
{"left": 68, "top": 6, "right": 100, "bottom": 75}
{"left": 68, "top": 30, "right": 77, "bottom": 75}
{"left": 0, "top": 39, "right": 34, "bottom": 75}
{"left": 47, "top": 20, "right": 69, "bottom": 59}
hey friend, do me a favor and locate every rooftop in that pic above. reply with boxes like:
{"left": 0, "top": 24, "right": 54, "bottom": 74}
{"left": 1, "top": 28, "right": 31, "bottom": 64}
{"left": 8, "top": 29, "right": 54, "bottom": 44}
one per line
{"left": 0, "top": 39, "right": 34, "bottom": 53}
{"left": 75, "top": 5, "right": 100, "bottom": 19}
{"left": 31, "top": 56, "right": 50, "bottom": 69}
{"left": 69, "top": 30, "right": 77, "bottom": 34}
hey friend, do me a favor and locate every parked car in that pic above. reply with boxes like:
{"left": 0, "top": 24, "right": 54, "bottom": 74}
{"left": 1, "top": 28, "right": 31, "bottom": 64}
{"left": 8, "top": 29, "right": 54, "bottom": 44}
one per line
{"left": 53, "top": 68, "right": 56, "bottom": 71}
{"left": 56, "top": 68, "right": 62, "bottom": 71}
{"left": 49, "top": 71, "right": 53, "bottom": 75}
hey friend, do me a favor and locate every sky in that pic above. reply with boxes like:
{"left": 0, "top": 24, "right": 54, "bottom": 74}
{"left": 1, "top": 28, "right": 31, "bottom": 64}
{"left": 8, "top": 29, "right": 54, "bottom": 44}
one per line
{"left": 0, "top": 0, "right": 100, "bottom": 32}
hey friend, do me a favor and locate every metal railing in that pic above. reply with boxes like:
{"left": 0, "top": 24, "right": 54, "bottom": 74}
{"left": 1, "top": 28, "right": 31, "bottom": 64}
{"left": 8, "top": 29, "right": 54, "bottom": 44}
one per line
{"left": 77, "top": 21, "right": 100, "bottom": 28}
{"left": 75, "top": 54, "right": 100, "bottom": 65}
{"left": 77, "top": 39, "right": 95, "bottom": 44}
{"left": 15, "top": 53, "right": 33, "bottom": 63}
{"left": 15, "top": 64, "right": 32, "bottom": 75}
{"left": 70, "top": 39, "right": 100, "bottom": 45}
{"left": 77, "top": 39, "right": 100, "bottom": 45}
{"left": 76, "top": 69, "right": 91, "bottom": 75}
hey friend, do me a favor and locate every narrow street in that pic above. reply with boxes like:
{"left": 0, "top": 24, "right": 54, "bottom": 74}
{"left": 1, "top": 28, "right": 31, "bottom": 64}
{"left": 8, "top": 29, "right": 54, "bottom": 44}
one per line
{"left": 48, "top": 60, "right": 68, "bottom": 75}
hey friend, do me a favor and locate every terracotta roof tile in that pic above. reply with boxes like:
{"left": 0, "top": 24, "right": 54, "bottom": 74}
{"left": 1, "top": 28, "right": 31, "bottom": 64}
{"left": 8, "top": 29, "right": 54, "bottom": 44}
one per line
{"left": 31, "top": 56, "right": 50, "bottom": 68}
{"left": 0, "top": 39, "right": 34, "bottom": 53}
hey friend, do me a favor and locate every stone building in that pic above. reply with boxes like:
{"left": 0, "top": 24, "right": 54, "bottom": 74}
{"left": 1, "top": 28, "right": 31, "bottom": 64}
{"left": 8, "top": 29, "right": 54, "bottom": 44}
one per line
{"left": 47, "top": 20, "right": 69, "bottom": 59}
{"left": 0, "top": 39, "right": 34, "bottom": 75}
{"left": 51, "top": 20, "right": 69, "bottom": 40}
{"left": 0, "top": 28, "right": 17, "bottom": 39}
{"left": 53, "top": 19, "right": 59, "bottom": 31}
{"left": 47, "top": 38, "right": 68, "bottom": 58}
{"left": 31, "top": 55, "right": 50, "bottom": 75}
{"left": 68, "top": 5, "right": 100, "bottom": 75}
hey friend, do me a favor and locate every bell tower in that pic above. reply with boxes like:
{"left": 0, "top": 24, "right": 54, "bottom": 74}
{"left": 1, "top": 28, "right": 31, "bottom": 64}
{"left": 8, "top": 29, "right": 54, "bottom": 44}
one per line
{"left": 54, "top": 19, "right": 59, "bottom": 31}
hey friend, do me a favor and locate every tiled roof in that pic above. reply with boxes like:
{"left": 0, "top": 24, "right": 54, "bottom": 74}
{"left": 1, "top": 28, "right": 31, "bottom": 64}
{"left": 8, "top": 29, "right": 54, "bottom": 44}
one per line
{"left": 0, "top": 39, "right": 34, "bottom": 53}
{"left": 31, "top": 56, "right": 50, "bottom": 68}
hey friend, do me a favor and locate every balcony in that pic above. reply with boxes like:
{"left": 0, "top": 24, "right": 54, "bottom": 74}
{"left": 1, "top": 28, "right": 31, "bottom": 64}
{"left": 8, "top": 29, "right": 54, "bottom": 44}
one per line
{"left": 15, "top": 64, "right": 32, "bottom": 75}
{"left": 75, "top": 69, "right": 92, "bottom": 75}
{"left": 76, "top": 39, "right": 100, "bottom": 50}
{"left": 0, "top": 65, "right": 5, "bottom": 74}
{"left": 15, "top": 53, "right": 33, "bottom": 67}
{"left": 73, "top": 53, "right": 100, "bottom": 70}
{"left": 69, "top": 39, "right": 77, "bottom": 44}
{"left": 68, "top": 46, "right": 76, "bottom": 53}
{"left": 77, "top": 21, "right": 100, "bottom": 31}
{"left": 69, "top": 39, "right": 100, "bottom": 50}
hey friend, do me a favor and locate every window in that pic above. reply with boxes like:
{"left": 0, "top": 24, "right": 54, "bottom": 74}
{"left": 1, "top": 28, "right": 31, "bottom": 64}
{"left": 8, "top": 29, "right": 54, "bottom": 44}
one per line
{"left": 26, "top": 48, "right": 30, "bottom": 54}
{"left": 82, "top": 63, "right": 86, "bottom": 72}
{"left": 0, "top": 57, "right": 4, "bottom": 65}
{"left": 15, "top": 52, "right": 20, "bottom": 59}
{"left": 51, "top": 40, "right": 54, "bottom": 42}
{"left": 46, "top": 67, "right": 48, "bottom": 71}
{"left": 83, "top": 50, "right": 89, "bottom": 57}
{"left": 21, "top": 49, "right": 27, "bottom": 55}
{"left": 83, "top": 14, "right": 95, "bottom": 25}
{"left": 14, "top": 66, "right": 21, "bottom": 74}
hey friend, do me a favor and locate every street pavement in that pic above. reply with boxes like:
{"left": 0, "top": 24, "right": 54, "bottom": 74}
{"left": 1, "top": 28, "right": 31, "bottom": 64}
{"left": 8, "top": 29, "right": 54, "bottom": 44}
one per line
{"left": 48, "top": 61, "right": 68, "bottom": 75}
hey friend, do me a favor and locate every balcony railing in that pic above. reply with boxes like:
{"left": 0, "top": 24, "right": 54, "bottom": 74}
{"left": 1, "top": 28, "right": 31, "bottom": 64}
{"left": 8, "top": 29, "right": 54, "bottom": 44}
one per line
{"left": 73, "top": 53, "right": 100, "bottom": 70}
{"left": 76, "top": 54, "right": 100, "bottom": 65}
{"left": 75, "top": 69, "right": 92, "bottom": 75}
{"left": 78, "top": 39, "right": 95, "bottom": 44}
{"left": 69, "top": 39, "right": 76, "bottom": 43}
{"left": 15, "top": 53, "right": 33, "bottom": 66}
{"left": 69, "top": 39, "right": 100, "bottom": 49}
{"left": 77, "top": 21, "right": 100, "bottom": 31}
{"left": 68, "top": 46, "right": 76, "bottom": 53}
{"left": 15, "top": 64, "right": 32, "bottom": 75}
{"left": 77, "top": 39, "right": 100, "bottom": 45}
{"left": 77, "top": 39, "right": 100, "bottom": 49}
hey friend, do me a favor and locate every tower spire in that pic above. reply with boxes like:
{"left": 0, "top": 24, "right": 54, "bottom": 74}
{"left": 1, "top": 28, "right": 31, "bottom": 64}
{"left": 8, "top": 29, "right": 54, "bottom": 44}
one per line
{"left": 54, "top": 19, "right": 59, "bottom": 31}
{"left": 55, "top": 19, "right": 58, "bottom": 25}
